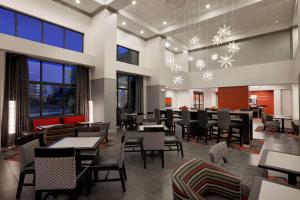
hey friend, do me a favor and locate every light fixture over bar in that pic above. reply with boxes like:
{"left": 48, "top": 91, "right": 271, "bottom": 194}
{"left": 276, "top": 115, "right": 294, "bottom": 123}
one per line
{"left": 89, "top": 100, "right": 94, "bottom": 122}
{"left": 8, "top": 100, "right": 16, "bottom": 135}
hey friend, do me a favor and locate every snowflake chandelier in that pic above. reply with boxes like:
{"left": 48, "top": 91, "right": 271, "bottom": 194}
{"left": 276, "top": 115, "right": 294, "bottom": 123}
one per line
{"left": 211, "top": 54, "right": 218, "bottom": 61}
{"left": 219, "top": 54, "right": 234, "bottom": 69}
{"left": 195, "top": 59, "right": 206, "bottom": 70}
{"left": 227, "top": 41, "right": 240, "bottom": 54}
{"left": 172, "top": 75, "right": 184, "bottom": 86}
{"left": 202, "top": 71, "right": 214, "bottom": 81}
{"left": 189, "top": 35, "right": 200, "bottom": 48}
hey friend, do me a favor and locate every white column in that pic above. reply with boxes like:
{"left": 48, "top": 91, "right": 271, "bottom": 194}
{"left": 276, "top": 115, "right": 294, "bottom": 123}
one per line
{"left": 274, "top": 89, "right": 282, "bottom": 116}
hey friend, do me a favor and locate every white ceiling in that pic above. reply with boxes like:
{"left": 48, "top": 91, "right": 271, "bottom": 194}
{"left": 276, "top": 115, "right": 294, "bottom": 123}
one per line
{"left": 54, "top": 0, "right": 297, "bottom": 52}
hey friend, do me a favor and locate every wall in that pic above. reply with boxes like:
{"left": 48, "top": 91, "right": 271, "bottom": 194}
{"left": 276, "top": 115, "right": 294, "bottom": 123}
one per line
{"left": 292, "top": 84, "right": 299, "bottom": 119}
{"left": 0, "top": 51, "right": 5, "bottom": 146}
{"left": 249, "top": 91, "right": 274, "bottom": 115}
{"left": 218, "top": 86, "right": 249, "bottom": 110}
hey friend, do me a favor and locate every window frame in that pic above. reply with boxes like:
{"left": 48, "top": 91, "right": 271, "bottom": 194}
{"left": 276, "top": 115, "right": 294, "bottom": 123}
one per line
{"left": 116, "top": 45, "right": 139, "bottom": 66}
{"left": 28, "top": 59, "right": 78, "bottom": 118}
{"left": 0, "top": 5, "right": 84, "bottom": 53}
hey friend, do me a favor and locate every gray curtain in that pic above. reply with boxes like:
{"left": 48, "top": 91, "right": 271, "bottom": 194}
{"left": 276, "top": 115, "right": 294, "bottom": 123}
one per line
{"left": 1, "top": 53, "right": 29, "bottom": 147}
{"left": 76, "top": 66, "right": 89, "bottom": 120}
{"left": 135, "top": 76, "right": 144, "bottom": 113}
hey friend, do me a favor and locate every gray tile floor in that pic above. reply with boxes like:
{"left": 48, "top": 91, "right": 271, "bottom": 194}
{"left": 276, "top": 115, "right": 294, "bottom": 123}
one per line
{"left": 0, "top": 119, "right": 299, "bottom": 200}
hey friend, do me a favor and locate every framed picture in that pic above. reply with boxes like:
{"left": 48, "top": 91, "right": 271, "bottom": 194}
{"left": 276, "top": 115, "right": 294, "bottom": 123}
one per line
{"left": 165, "top": 97, "right": 172, "bottom": 107}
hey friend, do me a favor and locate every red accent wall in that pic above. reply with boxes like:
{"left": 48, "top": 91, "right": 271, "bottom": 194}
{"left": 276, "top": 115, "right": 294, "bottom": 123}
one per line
{"left": 249, "top": 90, "right": 274, "bottom": 115}
{"left": 218, "top": 86, "right": 249, "bottom": 110}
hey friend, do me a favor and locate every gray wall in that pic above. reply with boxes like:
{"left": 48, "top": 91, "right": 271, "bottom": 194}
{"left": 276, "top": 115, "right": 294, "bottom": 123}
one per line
{"left": 146, "top": 85, "right": 166, "bottom": 112}
{"left": 190, "top": 30, "right": 292, "bottom": 71}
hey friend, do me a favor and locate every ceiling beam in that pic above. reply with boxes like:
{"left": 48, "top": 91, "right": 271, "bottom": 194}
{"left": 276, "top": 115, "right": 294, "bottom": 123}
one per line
{"left": 160, "top": 0, "right": 264, "bottom": 36}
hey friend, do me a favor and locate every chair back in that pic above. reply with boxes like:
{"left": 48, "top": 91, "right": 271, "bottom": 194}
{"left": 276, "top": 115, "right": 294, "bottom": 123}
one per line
{"left": 92, "top": 122, "right": 110, "bottom": 138}
{"left": 208, "top": 142, "right": 228, "bottom": 166}
{"left": 217, "top": 110, "right": 231, "bottom": 130}
{"left": 142, "top": 129, "right": 165, "bottom": 151}
{"left": 17, "top": 133, "right": 44, "bottom": 171}
{"left": 136, "top": 113, "right": 144, "bottom": 124}
{"left": 118, "top": 135, "right": 126, "bottom": 168}
{"left": 76, "top": 126, "right": 101, "bottom": 137}
{"left": 34, "top": 148, "right": 76, "bottom": 190}
{"left": 197, "top": 110, "right": 208, "bottom": 129}
{"left": 166, "top": 109, "right": 174, "bottom": 127}
{"left": 43, "top": 124, "right": 75, "bottom": 145}
{"left": 181, "top": 110, "right": 190, "bottom": 125}
{"left": 175, "top": 124, "right": 183, "bottom": 141}
{"left": 154, "top": 109, "right": 161, "bottom": 123}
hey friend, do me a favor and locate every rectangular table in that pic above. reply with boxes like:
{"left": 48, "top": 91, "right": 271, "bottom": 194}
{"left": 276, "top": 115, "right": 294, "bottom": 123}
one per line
{"left": 138, "top": 124, "right": 168, "bottom": 132}
{"left": 37, "top": 124, "right": 62, "bottom": 130}
{"left": 258, "top": 150, "right": 300, "bottom": 185}
{"left": 274, "top": 115, "right": 292, "bottom": 132}
{"left": 249, "top": 177, "right": 300, "bottom": 200}
{"left": 50, "top": 137, "right": 102, "bottom": 169}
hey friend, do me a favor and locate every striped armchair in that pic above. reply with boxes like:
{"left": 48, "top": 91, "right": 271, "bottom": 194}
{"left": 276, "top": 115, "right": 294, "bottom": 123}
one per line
{"left": 172, "top": 159, "right": 241, "bottom": 200}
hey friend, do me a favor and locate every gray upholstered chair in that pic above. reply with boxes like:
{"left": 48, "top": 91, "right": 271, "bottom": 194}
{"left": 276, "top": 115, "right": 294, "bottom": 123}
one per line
{"left": 180, "top": 110, "right": 198, "bottom": 141}
{"left": 262, "top": 115, "right": 280, "bottom": 132}
{"left": 197, "top": 110, "right": 217, "bottom": 144}
{"left": 16, "top": 133, "right": 44, "bottom": 199}
{"left": 155, "top": 109, "right": 166, "bottom": 124}
{"left": 43, "top": 124, "right": 76, "bottom": 145}
{"left": 92, "top": 122, "right": 110, "bottom": 143}
{"left": 90, "top": 135, "right": 127, "bottom": 192}
{"left": 217, "top": 110, "right": 243, "bottom": 146}
{"left": 164, "top": 123, "right": 184, "bottom": 157}
{"left": 34, "top": 148, "right": 90, "bottom": 200}
{"left": 209, "top": 142, "right": 268, "bottom": 198}
{"left": 135, "top": 113, "right": 145, "bottom": 126}
{"left": 142, "top": 128, "right": 165, "bottom": 169}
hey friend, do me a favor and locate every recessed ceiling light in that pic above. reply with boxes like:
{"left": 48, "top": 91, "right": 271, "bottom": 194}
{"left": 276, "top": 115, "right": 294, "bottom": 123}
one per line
{"left": 275, "top": 20, "right": 279, "bottom": 24}
{"left": 140, "top": 30, "right": 144, "bottom": 34}
{"left": 206, "top": 4, "right": 210, "bottom": 9}
{"left": 76, "top": 0, "right": 80, "bottom": 4}
{"left": 132, "top": 1, "right": 136, "bottom": 5}
{"left": 165, "top": 41, "right": 171, "bottom": 48}
{"left": 163, "top": 21, "right": 167, "bottom": 25}
{"left": 174, "top": 47, "right": 178, "bottom": 50}
{"left": 122, "top": 21, "right": 127, "bottom": 26}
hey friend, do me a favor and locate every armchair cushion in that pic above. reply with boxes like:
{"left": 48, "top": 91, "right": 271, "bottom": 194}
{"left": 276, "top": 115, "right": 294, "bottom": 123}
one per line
{"left": 63, "top": 115, "right": 85, "bottom": 125}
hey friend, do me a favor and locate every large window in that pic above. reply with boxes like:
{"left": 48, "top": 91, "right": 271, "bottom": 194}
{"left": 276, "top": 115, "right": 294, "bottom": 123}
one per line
{"left": 0, "top": 6, "right": 84, "bottom": 52}
{"left": 28, "top": 58, "right": 77, "bottom": 118}
{"left": 117, "top": 45, "right": 139, "bottom": 66}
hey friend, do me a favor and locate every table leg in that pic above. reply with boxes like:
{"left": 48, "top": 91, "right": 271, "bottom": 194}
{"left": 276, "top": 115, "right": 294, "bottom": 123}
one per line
{"left": 282, "top": 119, "right": 285, "bottom": 133}
{"left": 288, "top": 173, "right": 297, "bottom": 185}
{"left": 75, "top": 150, "right": 81, "bottom": 172}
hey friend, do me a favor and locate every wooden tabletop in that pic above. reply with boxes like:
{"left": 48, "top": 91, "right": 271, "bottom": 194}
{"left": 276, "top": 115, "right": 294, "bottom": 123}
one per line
{"left": 49, "top": 137, "right": 102, "bottom": 150}
{"left": 37, "top": 124, "right": 62, "bottom": 130}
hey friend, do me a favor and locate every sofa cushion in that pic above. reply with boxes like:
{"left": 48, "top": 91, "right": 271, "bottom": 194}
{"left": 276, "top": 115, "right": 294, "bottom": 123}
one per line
{"left": 63, "top": 115, "right": 85, "bottom": 125}
{"left": 32, "top": 118, "right": 60, "bottom": 131}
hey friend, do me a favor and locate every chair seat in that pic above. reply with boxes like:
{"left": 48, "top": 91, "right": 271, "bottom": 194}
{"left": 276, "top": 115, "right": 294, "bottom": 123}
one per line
{"left": 164, "top": 136, "right": 179, "bottom": 144}
{"left": 92, "top": 154, "right": 119, "bottom": 168}
{"left": 208, "top": 120, "right": 217, "bottom": 127}
{"left": 189, "top": 120, "right": 198, "bottom": 124}
{"left": 125, "top": 137, "right": 142, "bottom": 145}
{"left": 23, "top": 162, "right": 35, "bottom": 173}
{"left": 231, "top": 118, "right": 243, "bottom": 122}
{"left": 230, "top": 121, "right": 243, "bottom": 128}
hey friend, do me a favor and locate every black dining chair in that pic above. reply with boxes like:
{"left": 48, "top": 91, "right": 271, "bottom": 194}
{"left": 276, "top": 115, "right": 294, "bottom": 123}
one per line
{"left": 197, "top": 110, "right": 217, "bottom": 145}
{"left": 166, "top": 109, "right": 175, "bottom": 134}
{"left": 180, "top": 110, "right": 198, "bottom": 141}
{"left": 155, "top": 109, "right": 167, "bottom": 124}
{"left": 217, "top": 110, "right": 243, "bottom": 146}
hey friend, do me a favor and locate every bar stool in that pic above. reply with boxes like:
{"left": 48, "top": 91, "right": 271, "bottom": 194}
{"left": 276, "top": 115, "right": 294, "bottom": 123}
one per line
{"left": 180, "top": 110, "right": 198, "bottom": 141}
{"left": 197, "top": 110, "right": 217, "bottom": 145}
{"left": 217, "top": 110, "right": 243, "bottom": 146}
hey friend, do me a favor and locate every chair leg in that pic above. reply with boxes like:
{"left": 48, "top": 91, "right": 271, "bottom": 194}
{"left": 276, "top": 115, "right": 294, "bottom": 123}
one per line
{"left": 106, "top": 136, "right": 109, "bottom": 143}
{"left": 141, "top": 144, "right": 144, "bottom": 159}
{"left": 94, "top": 170, "right": 99, "bottom": 182}
{"left": 161, "top": 150, "right": 164, "bottom": 168}
{"left": 122, "top": 162, "right": 127, "bottom": 181}
{"left": 35, "top": 191, "right": 42, "bottom": 200}
{"left": 205, "top": 128, "right": 208, "bottom": 145}
{"left": 217, "top": 129, "right": 221, "bottom": 143}
{"left": 118, "top": 169, "right": 126, "bottom": 192}
{"left": 143, "top": 151, "right": 147, "bottom": 169}
{"left": 240, "top": 129, "right": 243, "bottom": 146}
{"left": 16, "top": 172, "right": 26, "bottom": 199}
{"left": 179, "top": 142, "right": 184, "bottom": 158}
{"left": 176, "top": 143, "right": 179, "bottom": 153}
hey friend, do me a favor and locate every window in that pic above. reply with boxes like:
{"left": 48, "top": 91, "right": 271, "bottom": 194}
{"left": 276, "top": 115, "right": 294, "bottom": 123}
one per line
{"left": 65, "top": 30, "right": 83, "bottom": 52}
{"left": 117, "top": 45, "right": 139, "bottom": 65}
{"left": 28, "top": 59, "right": 77, "bottom": 117}
{"left": 0, "top": 7, "right": 15, "bottom": 36}
{"left": 0, "top": 6, "right": 84, "bottom": 52}
{"left": 17, "top": 13, "right": 42, "bottom": 42}
{"left": 44, "top": 22, "right": 64, "bottom": 48}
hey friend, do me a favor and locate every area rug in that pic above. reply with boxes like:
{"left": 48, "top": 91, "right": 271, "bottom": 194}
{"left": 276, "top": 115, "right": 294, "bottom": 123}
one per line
{"left": 230, "top": 139, "right": 264, "bottom": 155}
{"left": 255, "top": 126, "right": 299, "bottom": 138}
{"left": 0, "top": 147, "right": 19, "bottom": 161}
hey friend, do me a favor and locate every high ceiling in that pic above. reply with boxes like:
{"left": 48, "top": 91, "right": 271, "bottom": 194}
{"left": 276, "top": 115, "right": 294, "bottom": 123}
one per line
{"left": 53, "top": 0, "right": 297, "bottom": 52}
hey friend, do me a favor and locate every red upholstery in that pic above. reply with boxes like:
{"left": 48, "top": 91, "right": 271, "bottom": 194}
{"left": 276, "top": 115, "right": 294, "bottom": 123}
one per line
{"left": 32, "top": 118, "right": 60, "bottom": 131}
{"left": 63, "top": 115, "right": 85, "bottom": 125}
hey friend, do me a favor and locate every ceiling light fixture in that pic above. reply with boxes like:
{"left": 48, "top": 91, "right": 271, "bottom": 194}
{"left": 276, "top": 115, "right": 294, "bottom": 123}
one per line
{"left": 76, "top": 0, "right": 80, "bottom": 4}
{"left": 140, "top": 30, "right": 144, "bottom": 34}
{"left": 206, "top": 4, "right": 210, "bottom": 9}
{"left": 122, "top": 21, "right": 127, "bottom": 26}
{"left": 275, "top": 20, "right": 279, "bottom": 24}
{"left": 132, "top": 1, "right": 137, "bottom": 5}
{"left": 174, "top": 47, "right": 178, "bottom": 50}
{"left": 163, "top": 21, "right": 167, "bottom": 25}
{"left": 165, "top": 41, "right": 171, "bottom": 48}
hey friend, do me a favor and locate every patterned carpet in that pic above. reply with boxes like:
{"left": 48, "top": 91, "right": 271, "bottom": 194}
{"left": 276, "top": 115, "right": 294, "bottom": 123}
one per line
{"left": 230, "top": 139, "right": 264, "bottom": 155}
{"left": 255, "top": 126, "right": 299, "bottom": 138}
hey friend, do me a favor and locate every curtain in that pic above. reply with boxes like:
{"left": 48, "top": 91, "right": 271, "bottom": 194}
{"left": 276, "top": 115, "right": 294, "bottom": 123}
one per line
{"left": 1, "top": 53, "right": 29, "bottom": 147}
{"left": 135, "top": 76, "right": 144, "bottom": 113}
{"left": 76, "top": 66, "right": 89, "bottom": 120}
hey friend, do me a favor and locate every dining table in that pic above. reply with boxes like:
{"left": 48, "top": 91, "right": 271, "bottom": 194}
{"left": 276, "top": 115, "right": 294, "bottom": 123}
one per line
{"left": 49, "top": 136, "right": 103, "bottom": 170}
{"left": 274, "top": 115, "right": 292, "bottom": 132}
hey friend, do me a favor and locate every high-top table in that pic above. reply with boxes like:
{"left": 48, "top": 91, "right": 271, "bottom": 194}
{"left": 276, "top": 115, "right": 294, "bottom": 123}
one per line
{"left": 274, "top": 115, "right": 292, "bottom": 132}
{"left": 160, "top": 109, "right": 253, "bottom": 145}
{"left": 258, "top": 150, "right": 300, "bottom": 185}
{"left": 249, "top": 176, "right": 300, "bottom": 200}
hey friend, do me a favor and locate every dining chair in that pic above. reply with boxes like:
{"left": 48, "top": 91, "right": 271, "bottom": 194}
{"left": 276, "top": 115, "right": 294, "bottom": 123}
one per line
{"left": 165, "top": 109, "right": 175, "bottom": 134}
{"left": 90, "top": 135, "right": 127, "bottom": 192}
{"left": 164, "top": 123, "right": 184, "bottom": 157}
{"left": 16, "top": 133, "right": 44, "bottom": 199}
{"left": 197, "top": 110, "right": 217, "bottom": 144}
{"left": 142, "top": 127, "right": 165, "bottom": 169}
{"left": 34, "top": 147, "right": 90, "bottom": 200}
{"left": 135, "top": 113, "right": 145, "bottom": 127}
{"left": 43, "top": 124, "right": 76, "bottom": 145}
{"left": 181, "top": 110, "right": 198, "bottom": 141}
{"left": 262, "top": 114, "right": 280, "bottom": 132}
{"left": 155, "top": 109, "right": 166, "bottom": 124}
{"left": 92, "top": 122, "right": 110, "bottom": 143}
{"left": 217, "top": 110, "right": 243, "bottom": 146}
